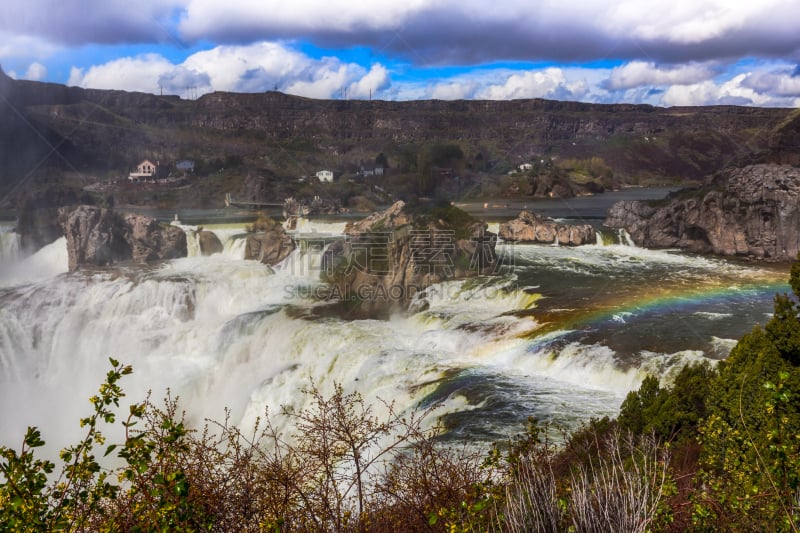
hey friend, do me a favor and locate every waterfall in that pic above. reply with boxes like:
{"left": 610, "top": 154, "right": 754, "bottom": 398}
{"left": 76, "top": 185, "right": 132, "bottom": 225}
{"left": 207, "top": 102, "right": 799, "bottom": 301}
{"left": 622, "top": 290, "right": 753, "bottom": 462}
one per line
{"left": 595, "top": 231, "right": 605, "bottom": 246}
{"left": 0, "top": 237, "right": 68, "bottom": 285}
{"left": 186, "top": 230, "right": 202, "bottom": 257}
{"left": 0, "top": 228, "right": 20, "bottom": 263}
{"left": 0, "top": 213, "right": 783, "bottom": 458}
{"left": 618, "top": 228, "right": 636, "bottom": 247}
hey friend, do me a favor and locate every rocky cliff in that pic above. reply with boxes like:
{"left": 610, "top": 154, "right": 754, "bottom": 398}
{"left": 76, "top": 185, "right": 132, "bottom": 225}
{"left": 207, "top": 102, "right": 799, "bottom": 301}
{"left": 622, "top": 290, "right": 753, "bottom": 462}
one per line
{"left": 1, "top": 66, "right": 794, "bottom": 204}
{"left": 604, "top": 164, "right": 800, "bottom": 260}
{"left": 58, "top": 205, "right": 187, "bottom": 270}
{"left": 499, "top": 211, "right": 596, "bottom": 245}
{"left": 243, "top": 217, "right": 296, "bottom": 266}
{"left": 323, "top": 201, "right": 497, "bottom": 316}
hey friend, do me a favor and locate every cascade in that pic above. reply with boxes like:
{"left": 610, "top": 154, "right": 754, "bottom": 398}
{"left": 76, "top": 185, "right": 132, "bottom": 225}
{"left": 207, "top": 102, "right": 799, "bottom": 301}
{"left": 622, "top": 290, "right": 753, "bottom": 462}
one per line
{"left": 0, "top": 208, "right": 788, "bottom": 457}
{"left": 618, "top": 228, "right": 636, "bottom": 247}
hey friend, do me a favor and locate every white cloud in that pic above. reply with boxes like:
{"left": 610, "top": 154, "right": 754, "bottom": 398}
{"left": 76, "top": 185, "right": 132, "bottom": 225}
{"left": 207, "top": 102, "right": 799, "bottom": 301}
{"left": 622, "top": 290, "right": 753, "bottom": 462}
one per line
{"left": 66, "top": 42, "right": 392, "bottom": 100}
{"left": 599, "top": 0, "right": 772, "bottom": 43}
{"left": 157, "top": 66, "right": 210, "bottom": 94}
{"left": 348, "top": 64, "right": 390, "bottom": 99}
{"left": 430, "top": 81, "right": 478, "bottom": 100}
{"left": 660, "top": 74, "right": 772, "bottom": 106}
{"left": 742, "top": 69, "right": 800, "bottom": 97}
{"left": 478, "top": 68, "right": 588, "bottom": 100}
{"left": 23, "top": 62, "right": 47, "bottom": 81}
{"left": 0, "top": 31, "right": 56, "bottom": 60}
{"left": 68, "top": 54, "right": 176, "bottom": 93}
{"left": 182, "top": 42, "right": 310, "bottom": 92}
{"left": 282, "top": 61, "right": 352, "bottom": 99}
{"left": 605, "top": 61, "right": 716, "bottom": 90}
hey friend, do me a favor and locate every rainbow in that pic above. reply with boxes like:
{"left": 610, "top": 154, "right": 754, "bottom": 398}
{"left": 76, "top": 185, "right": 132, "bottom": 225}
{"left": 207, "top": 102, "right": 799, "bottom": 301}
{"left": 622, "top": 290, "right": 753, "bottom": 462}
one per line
{"left": 521, "top": 276, "right": 791, "bottom": 338}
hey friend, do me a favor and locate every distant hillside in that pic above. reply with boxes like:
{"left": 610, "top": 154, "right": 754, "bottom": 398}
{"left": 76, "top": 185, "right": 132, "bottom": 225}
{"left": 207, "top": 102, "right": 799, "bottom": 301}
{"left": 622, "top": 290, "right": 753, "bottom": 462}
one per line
{"left": 0, "top": 65, "right": 796, "bottom": 207}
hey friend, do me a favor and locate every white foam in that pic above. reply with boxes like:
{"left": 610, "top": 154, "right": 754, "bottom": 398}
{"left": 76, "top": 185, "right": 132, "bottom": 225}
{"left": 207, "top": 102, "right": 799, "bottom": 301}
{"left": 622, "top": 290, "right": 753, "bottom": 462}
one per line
{"left": 0, "top": 237, "right": 68, "bottom": 285}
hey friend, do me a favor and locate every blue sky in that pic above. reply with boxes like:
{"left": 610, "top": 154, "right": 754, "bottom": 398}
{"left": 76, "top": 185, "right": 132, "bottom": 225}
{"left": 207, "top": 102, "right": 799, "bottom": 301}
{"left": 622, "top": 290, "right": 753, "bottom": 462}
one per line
{"left": 1, "top": 0, "right": 799, "bottom": 106}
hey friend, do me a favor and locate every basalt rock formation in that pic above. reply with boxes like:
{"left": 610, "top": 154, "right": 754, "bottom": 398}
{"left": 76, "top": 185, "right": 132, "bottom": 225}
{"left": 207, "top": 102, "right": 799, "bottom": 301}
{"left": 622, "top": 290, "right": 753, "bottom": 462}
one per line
{"left": 499, "top": 211, "right": 596, "bottom": 245}
{"left": 323, "top": 201, "right": 498, "bottom": 316}
{"left": 1, "top": 65, "right": 795, "bottom": 204}
{"left": 604, "top": 164, "right": 800, "bottom": 260}
{"left": 243, "top": 217, "right": 295, "bottom": 266}
{"left": 58, "top": 205, "right": 186, "bottom": 271}
{"left": 197, "top": 230, "right": 224, "bottom": 256}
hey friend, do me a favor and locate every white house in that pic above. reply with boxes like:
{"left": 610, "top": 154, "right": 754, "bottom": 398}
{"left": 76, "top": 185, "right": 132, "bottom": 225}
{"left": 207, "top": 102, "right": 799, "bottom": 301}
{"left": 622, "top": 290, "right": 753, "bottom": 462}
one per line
{"left": 519, "top": 163, "right": 533, "bottom": 171}
{"left": 316, "top": 170, "right": 334, "bottom": 183}
{"left": 129, "top": 159, "right": 158, "bottom": 181}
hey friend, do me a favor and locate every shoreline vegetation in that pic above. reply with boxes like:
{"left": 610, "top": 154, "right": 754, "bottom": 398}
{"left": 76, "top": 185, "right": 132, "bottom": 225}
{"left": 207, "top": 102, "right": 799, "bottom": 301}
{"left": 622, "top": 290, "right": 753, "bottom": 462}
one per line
{"left": 3, "top": 258, "right": 800, "bottom": 531}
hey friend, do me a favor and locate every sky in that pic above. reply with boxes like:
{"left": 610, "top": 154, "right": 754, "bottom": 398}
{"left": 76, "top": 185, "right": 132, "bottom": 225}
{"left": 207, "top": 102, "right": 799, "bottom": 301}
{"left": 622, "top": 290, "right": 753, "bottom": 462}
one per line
{"left": 1, "top": 0, "right": 800, "bottom": 107}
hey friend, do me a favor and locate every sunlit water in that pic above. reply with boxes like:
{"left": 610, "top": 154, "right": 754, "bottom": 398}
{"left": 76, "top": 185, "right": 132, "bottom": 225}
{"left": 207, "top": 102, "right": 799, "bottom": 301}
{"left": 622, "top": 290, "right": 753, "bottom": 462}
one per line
{"left": 0, "top": 200, "right": 789, "bottom": 455}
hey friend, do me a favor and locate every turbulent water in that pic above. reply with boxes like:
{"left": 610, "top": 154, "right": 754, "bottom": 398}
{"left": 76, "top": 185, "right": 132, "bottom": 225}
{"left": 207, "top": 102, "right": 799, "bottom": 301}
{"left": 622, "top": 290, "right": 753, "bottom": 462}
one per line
{"left": 0, "top": 202, "right": 790, "bottom": 454}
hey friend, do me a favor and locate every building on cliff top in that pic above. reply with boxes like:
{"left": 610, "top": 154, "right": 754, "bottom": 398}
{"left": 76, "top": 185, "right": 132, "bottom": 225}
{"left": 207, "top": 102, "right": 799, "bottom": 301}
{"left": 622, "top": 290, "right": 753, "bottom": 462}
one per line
{"left": 128, "top": 159, "right": 170, "bottom": 182}
{"left": 316, "top": 169, "right": 334, "bottom": 182}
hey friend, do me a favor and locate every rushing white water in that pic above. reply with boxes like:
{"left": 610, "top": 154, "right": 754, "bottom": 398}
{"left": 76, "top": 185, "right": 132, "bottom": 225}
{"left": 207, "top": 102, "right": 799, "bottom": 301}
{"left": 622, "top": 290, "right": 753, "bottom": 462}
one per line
{"left": 0, "top": 216, "right": 788, "bottom": 457}
{"left": 286, "top": 218, "right": 348, "bottom": 235}
{"left": 180, "top": 226, "right": 250, "bottom": 260}
{"left": 0, "top": 237, "right": 68, "bottom": 287}
{"left": 0, "top": 226, "right": 20, "bottom": 263}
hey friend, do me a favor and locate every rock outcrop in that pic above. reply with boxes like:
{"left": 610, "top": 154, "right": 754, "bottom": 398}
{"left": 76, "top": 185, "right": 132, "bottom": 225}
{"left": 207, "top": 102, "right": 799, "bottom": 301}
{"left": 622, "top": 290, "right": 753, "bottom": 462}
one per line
{"left": 604, "top": 164, "right": 800, "bottom": 260}
{"left": 58, "top": 206, "right": 186, "bottom": 271}
{"left": 16, "top": 188, "right": 97, "bottom": 252}
{"left": 122, "top": 212, "right": 187, "bottom": 263}
{"left": 197, "top": 230, "right": 223, "bottom": 256}
{"left": 323, "top": 201, "right": 498, "bottom": 317}
{"left": 2, "top": 66, "right": 794, "bottom": 207}
{"left": 499, "top": 211, "right": 596, "bottom": 245}
{"left": 244, "top": 217, "right": 295, "bottom": 266}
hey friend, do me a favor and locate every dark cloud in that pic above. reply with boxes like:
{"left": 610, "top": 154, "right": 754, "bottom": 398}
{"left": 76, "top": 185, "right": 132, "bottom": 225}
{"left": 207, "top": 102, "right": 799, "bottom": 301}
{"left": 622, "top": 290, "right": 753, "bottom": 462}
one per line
{"left": 0, "top": 1, "right": 179, "bottom": 45}
{"left": 5, "top": 1, "right": 800, "bottom": 68}
{"left": 717, "top": 95, "right": 753, "bottom": 106}
{"left": 157, "top": 66, "right": 210, "bottom": 92}
{"left": 741, "top": 69, "right": 800, "bottom": 97}
{"left": 176, "top": 3, "right": 800, "bottom": 67}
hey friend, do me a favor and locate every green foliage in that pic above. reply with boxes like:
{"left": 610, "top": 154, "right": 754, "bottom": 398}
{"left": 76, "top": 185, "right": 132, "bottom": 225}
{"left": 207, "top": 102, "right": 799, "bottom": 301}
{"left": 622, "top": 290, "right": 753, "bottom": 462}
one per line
{"left": 693, "top": 256, "right": 800, "bottom": 531}
{"left": 10, "top": 255, "right": 800, "bottom": 531}
{"left": 0, "top": 358, "right": 131, "bottom": 532}
{"left": 619, "top": 362, "right": 716, "bottom": 442}
{"left": 417, "top": 143, "right": 465, "bottom": 195}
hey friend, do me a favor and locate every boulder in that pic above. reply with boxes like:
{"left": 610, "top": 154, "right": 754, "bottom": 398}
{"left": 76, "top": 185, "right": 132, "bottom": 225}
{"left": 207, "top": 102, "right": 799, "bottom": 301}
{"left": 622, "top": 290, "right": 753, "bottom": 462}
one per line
{"left": 499, "top": 211, "right": 596, "bottom": 245}
{"left": 197, "top": 230, "right": 224, "bottom": 256}
{"left": 604, "top": 164, "right": 800, "bottom": 260}
{"left": 121, "top": 213, "right": 186, "bottom": 263}
{"left": 244, "top": 217, "right": 295, "bottom": 265}
{"left": 58, "top": 205, "right": 186, "bottom": 271}
{"left": 324, "top": 201, "right": 498, "bottom": 316}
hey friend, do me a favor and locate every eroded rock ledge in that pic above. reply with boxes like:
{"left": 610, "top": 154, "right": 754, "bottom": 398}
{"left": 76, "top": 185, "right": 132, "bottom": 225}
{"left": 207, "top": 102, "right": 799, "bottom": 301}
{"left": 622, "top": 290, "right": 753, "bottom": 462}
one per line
{"left": 499, "top": 211, "right": 596, "bottom": 245}
{"left": 58, "top": 205, "right": 186, "bottom": 271}
{"left": 604, "top": 164, "right": 800, "bottom": 260}
{"left": 243, "top": 216, "right": 295, "bottom": 266}
{"left": 323, "top": 201, "right": 498, "bottom": 317}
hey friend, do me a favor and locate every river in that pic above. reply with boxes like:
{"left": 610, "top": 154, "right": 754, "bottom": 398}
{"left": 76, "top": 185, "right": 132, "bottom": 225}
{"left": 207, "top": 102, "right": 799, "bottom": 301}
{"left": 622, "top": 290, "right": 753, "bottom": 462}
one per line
{"left": 0, "top": 189, "right": 790, "bottom": 454}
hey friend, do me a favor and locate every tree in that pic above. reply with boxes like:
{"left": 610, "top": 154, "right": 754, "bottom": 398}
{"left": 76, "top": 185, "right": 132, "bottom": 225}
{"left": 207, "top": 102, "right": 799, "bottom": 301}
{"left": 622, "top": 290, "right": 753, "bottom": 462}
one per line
{"left": 695, "top": 255, "right": 800, "bottom": 531}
